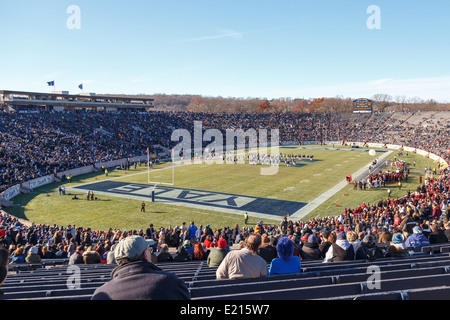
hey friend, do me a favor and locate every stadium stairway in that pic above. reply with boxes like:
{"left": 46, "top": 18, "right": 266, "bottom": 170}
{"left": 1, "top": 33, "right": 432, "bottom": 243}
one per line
{"left": 1, "top": 252, "right": 450, "bottom": 300}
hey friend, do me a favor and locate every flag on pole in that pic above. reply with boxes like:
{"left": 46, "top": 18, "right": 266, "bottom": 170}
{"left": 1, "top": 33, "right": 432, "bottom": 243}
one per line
{"left": 47, "top": 81, "right": 55, "bottom": 86}
{"left": 78, "top": 84, "right": 83, "bottom": 90}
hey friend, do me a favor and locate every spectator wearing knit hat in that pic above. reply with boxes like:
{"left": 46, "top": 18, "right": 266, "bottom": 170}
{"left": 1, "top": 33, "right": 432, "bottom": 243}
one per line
{"left": 385, "top": 233, "right": 408, "bottom": 257}
{"left": 300, "top": 234, "right": 321, "bottom": 260}
{"left": 207, "top": 238, "right": 229, "bottom": 267}
{"left": 268, "top": 236, "right": 301, "bottom": 275}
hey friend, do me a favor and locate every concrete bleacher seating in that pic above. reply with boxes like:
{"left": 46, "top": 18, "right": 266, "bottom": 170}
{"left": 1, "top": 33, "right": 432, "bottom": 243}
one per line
{"left": 1, "top": 252, "right": 450, "bottom": 300}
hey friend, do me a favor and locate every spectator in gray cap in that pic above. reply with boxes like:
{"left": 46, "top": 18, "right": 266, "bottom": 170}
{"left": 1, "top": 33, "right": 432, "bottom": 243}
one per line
{"left": 91, "top": 235, "right": 190, "bottom": 300}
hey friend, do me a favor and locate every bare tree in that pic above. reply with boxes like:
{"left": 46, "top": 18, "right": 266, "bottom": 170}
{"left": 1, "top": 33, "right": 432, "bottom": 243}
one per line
{"left": 371, "top": 93, "right": 392, "bottom": 112}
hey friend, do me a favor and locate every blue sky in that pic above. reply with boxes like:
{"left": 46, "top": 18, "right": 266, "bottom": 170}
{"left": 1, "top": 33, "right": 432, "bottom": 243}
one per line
{"left": 0, "top": 1, "right": 449, "bottom": 102}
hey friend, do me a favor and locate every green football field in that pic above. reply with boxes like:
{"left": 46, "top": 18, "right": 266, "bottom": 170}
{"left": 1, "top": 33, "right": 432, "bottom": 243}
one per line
{"left": 4, "top": 145, "right": 439, "bottom": 232}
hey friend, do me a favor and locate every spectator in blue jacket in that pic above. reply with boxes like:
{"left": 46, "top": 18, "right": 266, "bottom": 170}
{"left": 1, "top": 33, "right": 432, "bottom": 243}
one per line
{"left": 188, "top": 221, "right": 198, "bottom": 240}
{"left": 404, "top": 226, "right": 430, "bottom": 247}
{"left": 268, "top": 237, "right": 301, "bottom": 275}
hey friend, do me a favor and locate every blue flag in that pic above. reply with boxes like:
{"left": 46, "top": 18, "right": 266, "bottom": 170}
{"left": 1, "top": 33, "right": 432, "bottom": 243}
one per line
{"left": 78, "top": 84, "right": 83, "bottom": 90}
{"left": 47, "top": 81, "right": 55, "bottom": 86}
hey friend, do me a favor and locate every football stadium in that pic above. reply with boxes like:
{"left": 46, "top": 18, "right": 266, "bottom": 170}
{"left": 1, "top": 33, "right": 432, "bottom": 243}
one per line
{"left": 1, "top": 1, "right": 450, "bottom": 310}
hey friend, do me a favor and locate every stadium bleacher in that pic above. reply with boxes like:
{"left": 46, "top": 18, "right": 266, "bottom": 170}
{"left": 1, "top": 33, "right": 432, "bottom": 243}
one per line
{"left": 2, "top": 251, "right": 450, "bottom": 300}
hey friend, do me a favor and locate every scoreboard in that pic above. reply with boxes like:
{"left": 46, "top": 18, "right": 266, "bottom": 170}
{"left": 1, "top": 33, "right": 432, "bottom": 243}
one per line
{"left": 353, "top": 98, "right": 373, "bottom": 113}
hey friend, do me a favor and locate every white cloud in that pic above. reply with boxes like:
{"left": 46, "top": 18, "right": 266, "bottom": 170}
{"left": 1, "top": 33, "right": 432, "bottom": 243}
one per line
{"left": 172, "top": 29, "right": 244, "bottom": 44}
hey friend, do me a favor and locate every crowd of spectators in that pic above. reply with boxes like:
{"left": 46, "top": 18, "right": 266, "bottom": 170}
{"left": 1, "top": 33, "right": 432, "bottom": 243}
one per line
{"left": 0, "top": 109, "right": 450, "bottom": 298}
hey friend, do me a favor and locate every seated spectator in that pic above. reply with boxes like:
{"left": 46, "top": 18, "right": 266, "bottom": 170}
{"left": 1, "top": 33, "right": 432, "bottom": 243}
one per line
{"left": 91, "top": 235, "right": 190, "bottom": 300}
{"left": 445, "top": 222, "right": 450, "bottom": 242}
{"left": 25, "top": 246, "right": 41, "bottom": 264}
{"left": 106, "top": 246, "right": 117, "bottom": 265}
{"left": 323, "top": 232, "right": 355, "bottom": 263}
{"left": 269, "top": 237, "right": 301, "bottom": 276}
{"left": 319, "top": 230, "right": 333, "bottom": 258}
{"left": 404, "top": 226, "right": 430, "bottom": 247}
{"left": 428, "top": 223, "right": 448, "bottom": 244}
{"left": 10, "top": 245, "right": 26, "bottom": 264}
{"left": 192, "top": 242, "right": 207, "bottom": 261}
{"left": 182, "top": 240, "right": 194, "bottom": 256}
{"left": 83, "top": 246, "right": 102, "bottom": 264}
{"left": 173, "top": 246, "right": 191, "bottom": 262}
{"left": 0, "top": 247, "right": 8, "bottom": 294}
{"left": 44, "top": 245, "right": 57, "bottom": 259}
{"left": 356, "top": 234, "right": 384, "bottom": 260}
{"left": 55, "top": 244, "right": 69, "bottom": 259}
{"left": 385, "top": 233, "right": 408, "bottom": 257}
{"left": 69, "top": 245, "right": 85, "bottom": 265}
{"left": 216, "top": 233, "right": 268, "bottom": 280}
{"left": 258, "top": 234, "right": 278, "bottom": 263}
{"left": 300, "top": 234, "right": 321, "bottom": 260}
{"left": 156, "top": 244, "right": 173, "bottom": 262}
{"left": 378, "top": 227, "right": 392, "bottom": 243}
{"left": 207, "top": 238, "right": 228, "bottom": 267}
{"left": 203, "top": 235, "right": 215, "bottom": 248}
{"left": 346, "top": 231, "right": 361, "bottom": 253}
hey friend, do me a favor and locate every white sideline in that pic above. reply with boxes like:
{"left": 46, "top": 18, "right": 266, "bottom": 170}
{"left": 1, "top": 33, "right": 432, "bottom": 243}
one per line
{"left": 289, "top": 150, "right": 393, "bottom": 221}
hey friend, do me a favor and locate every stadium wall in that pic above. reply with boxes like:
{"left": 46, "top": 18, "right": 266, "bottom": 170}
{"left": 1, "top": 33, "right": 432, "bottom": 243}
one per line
{"left": 0, "top": 155, "right": 149, "bottom": 207}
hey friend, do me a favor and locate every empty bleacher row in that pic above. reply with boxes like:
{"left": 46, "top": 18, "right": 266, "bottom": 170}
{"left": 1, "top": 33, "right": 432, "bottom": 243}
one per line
{"left": 2, "top": 244, "right": 450, "bottom": 300}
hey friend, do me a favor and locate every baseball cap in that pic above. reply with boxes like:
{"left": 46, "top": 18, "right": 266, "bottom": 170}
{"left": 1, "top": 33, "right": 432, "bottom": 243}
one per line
{"left": 337, "top": 232, "right": 346, "bottom": 240}
{"left": 114, "top": 236, "right": 154, "bottom": 260}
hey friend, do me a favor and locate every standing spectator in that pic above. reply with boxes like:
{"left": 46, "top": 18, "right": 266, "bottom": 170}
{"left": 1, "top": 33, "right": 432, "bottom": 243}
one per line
{"left": 188, "top": 221, "right": 197, "bottom": 240}
{"left": 91, "top": 235, "right": 190, "bottom": 300}
{"left": 216, "top": 233, "right": 267, "bottom": 280}
{"left": 269, "top": 237, "right": 301, "bottom": 275}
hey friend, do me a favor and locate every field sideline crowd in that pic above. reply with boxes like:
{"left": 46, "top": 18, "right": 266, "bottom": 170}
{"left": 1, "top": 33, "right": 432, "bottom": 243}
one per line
{"left": 1, "top": 109, "right": 450, "bottom": 299}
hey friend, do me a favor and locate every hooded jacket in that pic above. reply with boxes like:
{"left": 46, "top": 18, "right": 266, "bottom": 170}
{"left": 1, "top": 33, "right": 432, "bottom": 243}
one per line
{"left": 404, "top": 233, "right": 430, "bottom": 247}
{"left": 323, "top": 239, "right": 355, "bottom": 263}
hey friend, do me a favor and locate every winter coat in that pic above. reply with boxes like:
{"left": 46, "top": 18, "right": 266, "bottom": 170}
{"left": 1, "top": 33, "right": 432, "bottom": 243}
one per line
{"left": 91, "top": 260, "right": 190, "bottom": 300}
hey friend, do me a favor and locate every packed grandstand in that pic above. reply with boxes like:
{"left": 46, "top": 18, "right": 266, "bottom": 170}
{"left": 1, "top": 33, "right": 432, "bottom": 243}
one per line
{"left": 0, "top": 108, "right": 450, "bottom": 301}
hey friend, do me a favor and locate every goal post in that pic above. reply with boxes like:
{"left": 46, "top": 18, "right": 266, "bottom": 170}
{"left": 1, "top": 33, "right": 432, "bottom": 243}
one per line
{"left": 147, "top": 148, "right": 175, "bottom": 186}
